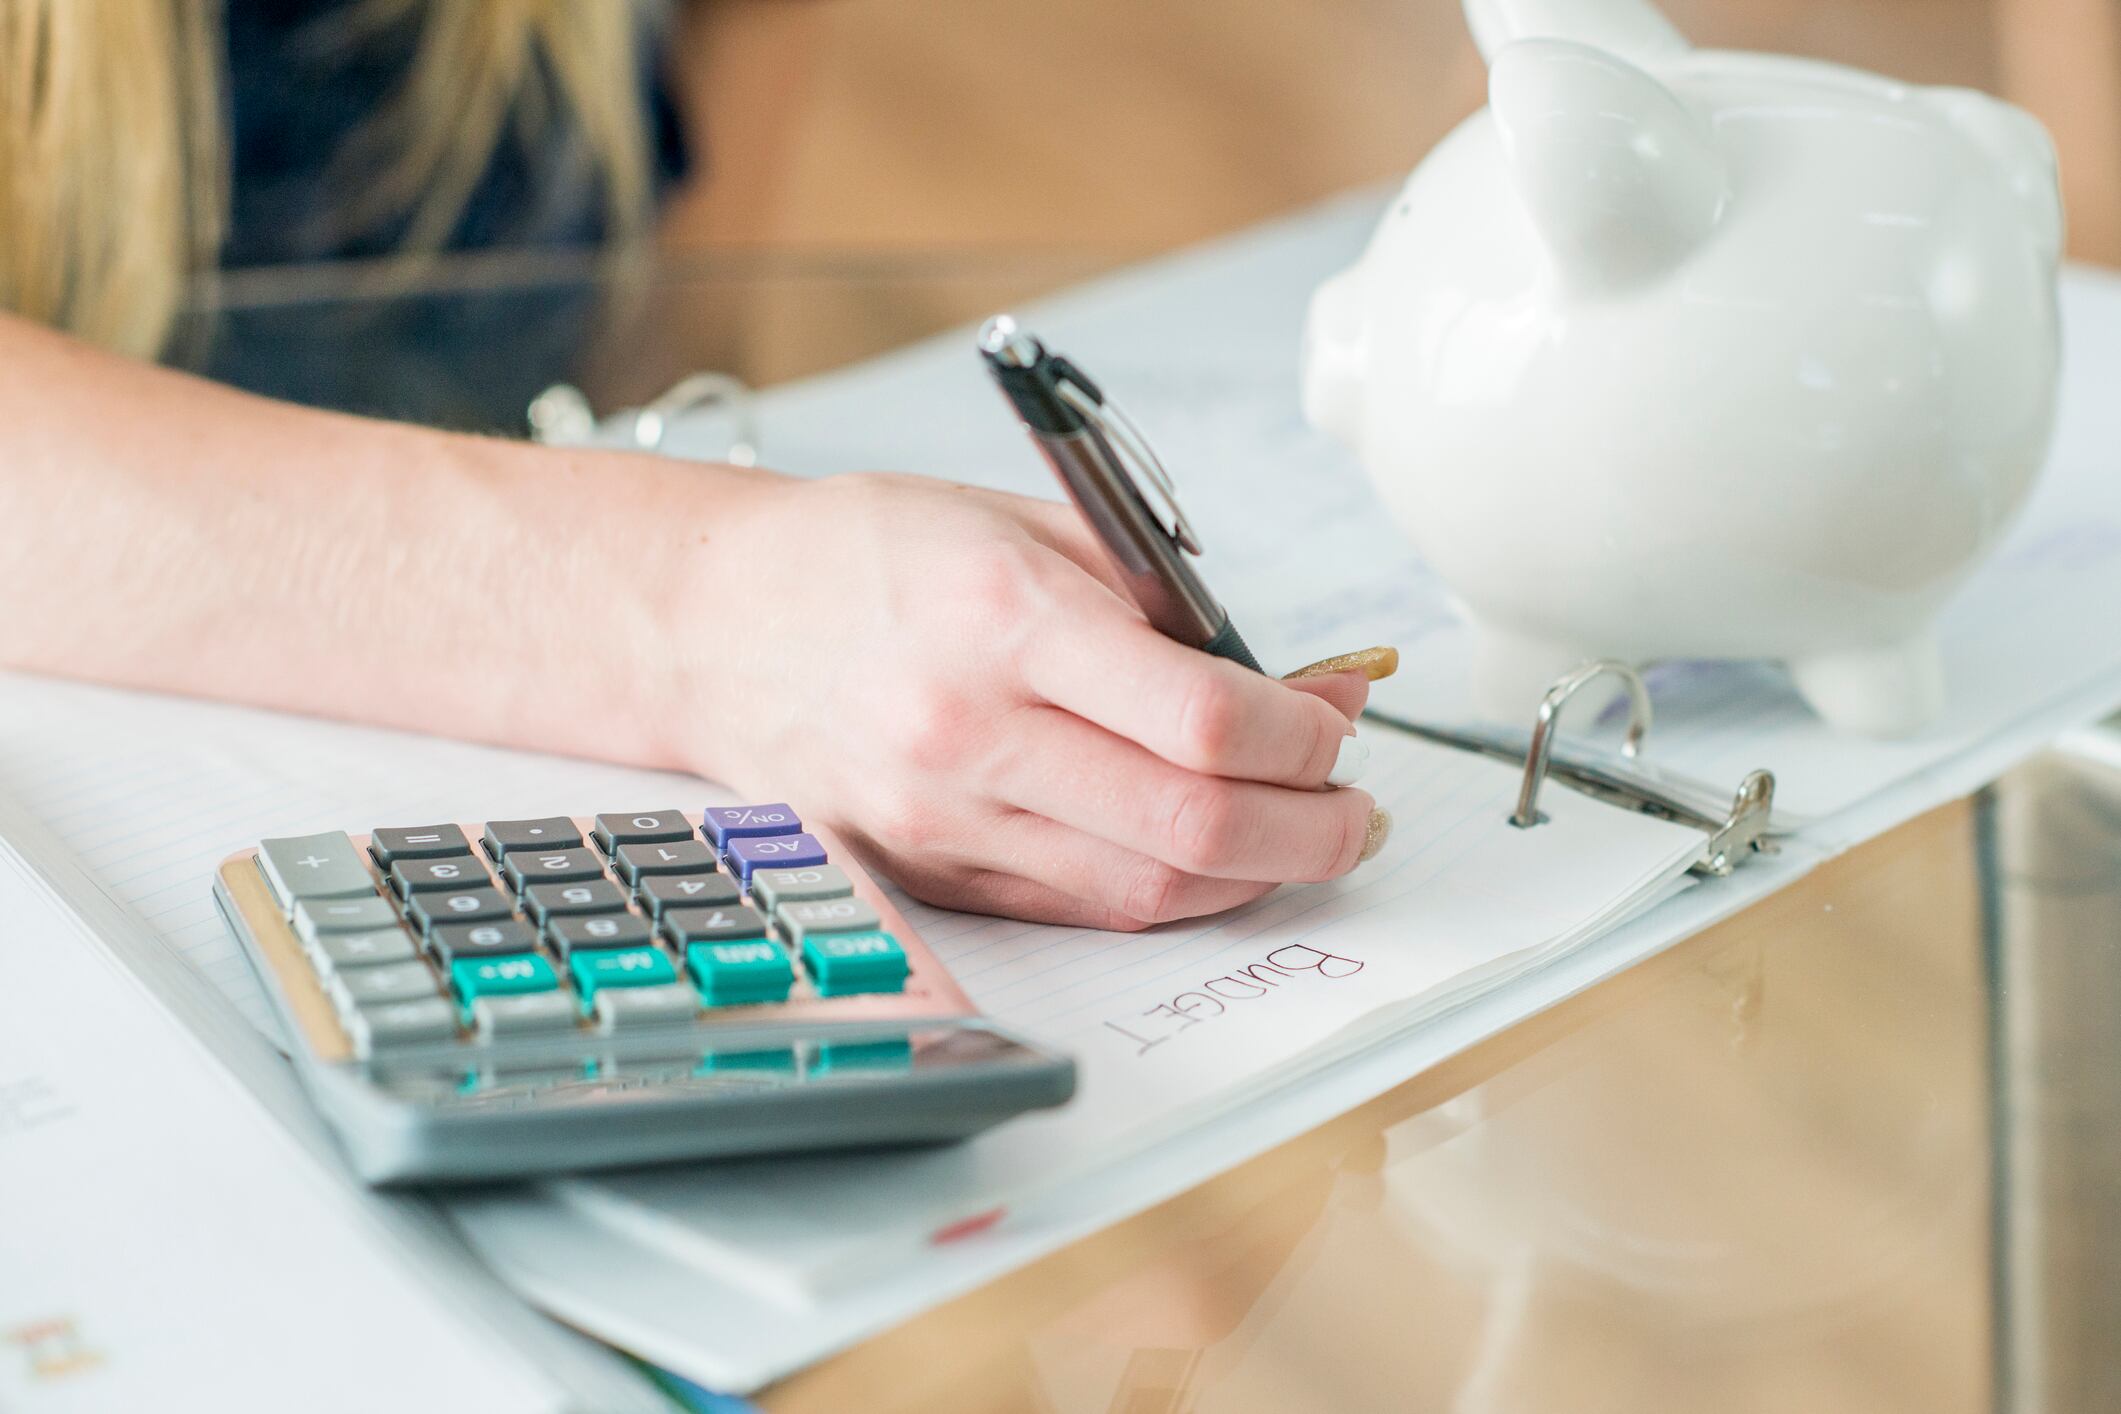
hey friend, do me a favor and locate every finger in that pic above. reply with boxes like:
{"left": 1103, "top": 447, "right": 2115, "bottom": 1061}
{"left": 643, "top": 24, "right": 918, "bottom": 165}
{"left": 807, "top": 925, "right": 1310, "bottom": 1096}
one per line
{"left": 990, "top": 811, "right": 1278, "bottom": 925}
{"left": 997, "top": 706, "right": 1377, "bottom": 883}
{"left": 898, "top": 866, "right": 1220, "bottom": 934}
{"left": 1281, "top": 670, "right": 1370, "bottom": 723}
{"left": 1022, "top": 593, "right": 1356, "bottom": 788}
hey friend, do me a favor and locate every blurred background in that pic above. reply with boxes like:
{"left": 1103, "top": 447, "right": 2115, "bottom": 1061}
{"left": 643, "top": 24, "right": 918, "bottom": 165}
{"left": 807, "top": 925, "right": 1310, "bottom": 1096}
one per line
{"left": 195, "top": 0, "right": 2121, "bottom": 424}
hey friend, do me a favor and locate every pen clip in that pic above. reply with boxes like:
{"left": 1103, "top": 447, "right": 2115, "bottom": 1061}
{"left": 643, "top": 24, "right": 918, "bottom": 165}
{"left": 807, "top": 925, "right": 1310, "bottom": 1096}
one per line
{"left": 1052, "top": 373, "right": 1204, "bottom": 557}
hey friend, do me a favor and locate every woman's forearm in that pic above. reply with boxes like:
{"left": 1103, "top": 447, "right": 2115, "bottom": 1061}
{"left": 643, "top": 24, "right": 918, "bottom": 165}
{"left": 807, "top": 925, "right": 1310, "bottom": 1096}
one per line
{"left": 0, "top": 312, "right": 773, "bottom": 776}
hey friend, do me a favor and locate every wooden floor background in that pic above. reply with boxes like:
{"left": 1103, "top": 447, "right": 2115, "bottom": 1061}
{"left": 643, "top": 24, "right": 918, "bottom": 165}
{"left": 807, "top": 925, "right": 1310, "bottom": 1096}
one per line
{"left": 663, "top": 0, "right": 2121, "bottom": 265}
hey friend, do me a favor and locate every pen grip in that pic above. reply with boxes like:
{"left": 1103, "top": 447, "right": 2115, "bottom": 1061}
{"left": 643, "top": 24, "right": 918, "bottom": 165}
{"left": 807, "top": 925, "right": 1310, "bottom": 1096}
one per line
{"left": 1201, "top": 616, "right": 1265, "bottom": 674}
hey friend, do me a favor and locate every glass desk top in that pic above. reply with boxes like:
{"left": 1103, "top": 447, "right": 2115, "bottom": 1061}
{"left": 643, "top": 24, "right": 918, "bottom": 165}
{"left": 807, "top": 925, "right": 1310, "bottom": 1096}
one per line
{"left": 179, "top": 253, "right": 2118, "bottom": 1412}
{"left": 759, "top": 736, "right": 2121, "bottom": 1413}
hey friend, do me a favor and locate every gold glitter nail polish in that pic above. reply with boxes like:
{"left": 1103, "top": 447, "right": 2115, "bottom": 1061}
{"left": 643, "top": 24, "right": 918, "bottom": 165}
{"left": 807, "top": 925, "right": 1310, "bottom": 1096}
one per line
{"left": 1283, "top": 646, "right": 1400, "bottom": 683}
{"left": 1359, "top": 808, "right": 1393, "bottom": 863}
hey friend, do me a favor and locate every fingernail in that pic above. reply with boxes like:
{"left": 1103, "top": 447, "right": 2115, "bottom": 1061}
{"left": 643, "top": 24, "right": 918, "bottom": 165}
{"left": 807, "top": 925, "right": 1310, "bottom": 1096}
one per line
{"left": 1326, "top": 735, "right": 1370, "bottom": 787}
{"left": 1358, "top": 808, "right": 1392, "bottom": 863}
{"left": 1283, "top": 646, "right": 1400, "bottom": 682}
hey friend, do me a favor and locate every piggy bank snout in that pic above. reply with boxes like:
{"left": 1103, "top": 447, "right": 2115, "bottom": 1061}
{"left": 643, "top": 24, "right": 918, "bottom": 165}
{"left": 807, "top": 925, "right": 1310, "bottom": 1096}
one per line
{"left": 1301, "top": 267, "right": 1371, "bottom": 452}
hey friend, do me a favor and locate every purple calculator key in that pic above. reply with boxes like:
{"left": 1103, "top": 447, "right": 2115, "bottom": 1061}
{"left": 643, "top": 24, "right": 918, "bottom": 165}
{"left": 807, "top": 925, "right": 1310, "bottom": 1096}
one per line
{"left": 702, "top": 803, "right": 803, "bottom": 849}
{"left": 726, "top": 832, "right": 827, "bottom": 882}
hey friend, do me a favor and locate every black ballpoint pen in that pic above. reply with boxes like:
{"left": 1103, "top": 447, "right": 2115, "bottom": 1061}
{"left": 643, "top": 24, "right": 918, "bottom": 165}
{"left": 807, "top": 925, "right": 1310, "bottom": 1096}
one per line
{"left": 978, "top": 315, "right": 1265, "bottom": 673}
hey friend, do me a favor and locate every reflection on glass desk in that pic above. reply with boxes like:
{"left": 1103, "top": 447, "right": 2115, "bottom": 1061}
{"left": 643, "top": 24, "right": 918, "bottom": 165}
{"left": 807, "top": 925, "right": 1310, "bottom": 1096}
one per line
{"left": 176, "top": 247, "right": 1126, "bottom": 433}
{"left": 759, "top": 731, "right": 2121, "bottom": 1414}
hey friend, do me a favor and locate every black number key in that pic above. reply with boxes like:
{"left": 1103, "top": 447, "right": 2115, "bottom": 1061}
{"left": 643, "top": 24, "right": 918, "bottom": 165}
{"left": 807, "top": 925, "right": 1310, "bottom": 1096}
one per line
{"left": 405, "top": 887, "right": 513, "bottom": 936}
{"left": 545, "top": 913, "right": 655, "bottom": 960}
{"left": 522, "top": 879, "right": 630, "bottom": 925}
{"left": 501, "top": 847, "right": 606, "bottom": 893}
{"left": 428, "top": 918, "right": 540, "bottom": 965}
{"left": 660, "top": 903, "right": 771, "bottom": 945}
{"left": 390, "top": 856, "right": 494, "bottom": 896}
{"left": 612, "top": 839, "right": 718, "bottom": 886}
{"left": 592, "top": 811, "right": 694, "bottom": 854}
{"left": 636, "top": 872, "right": 740, "bottom": 918}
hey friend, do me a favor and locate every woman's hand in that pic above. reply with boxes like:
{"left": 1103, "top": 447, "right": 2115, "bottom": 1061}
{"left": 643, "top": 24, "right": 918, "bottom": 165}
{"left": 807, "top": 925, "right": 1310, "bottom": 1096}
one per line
{"left": 678, "top": 472, "right": 1392, "bottom": 930}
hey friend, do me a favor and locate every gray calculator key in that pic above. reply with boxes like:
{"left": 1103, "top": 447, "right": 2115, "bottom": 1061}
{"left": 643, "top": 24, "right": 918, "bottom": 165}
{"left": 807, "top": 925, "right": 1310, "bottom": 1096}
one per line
{"left": 546, "top": 912, "right": 654, "bottom": 958}
{"left": 294, "top": 895, "right": 399, "bottom": 943}
{"left": 390, "top": 856, "right": 494, "bottom": 895}
{"left": 612, "top": 839, "right": 719, "bottom": 885}
{"left": 637, "top": 872, "right": 740, "bottom": 917}
{"left": 258, "top": 833, "right": 376, "bottom": 909}
{"left": 502, "top": 847, "right": 606, "bottom": 892}
{"left": 484, "top": 816, "right": 585, "bottom": 855}
{"left": 523, "top": 879, "right": 630, "bottom": 924}
{"left": 470, "top": 992, "right": 579, "bottom": 1040}
{"left": 330, "top": 961, "right": 442, "bottom": 1011}
{"left": 368, "top": 825, "right": 472, "bottom": 866}
{"left": 750, "top": 864, "right": 855, "bottom": 912}
{"left": 405, "top": 887, "right": 513, "bottom": 935}
{"left": 427, "top": 918, "right": 540, "bottom": 965}
{"left": 661, "top": 903, "right": 771, "bottom": 945}
{"left": 310, "top": 927, "right": 418, "bottom": 971}
{"left": 345, "top": 997, "right": 460, "bottom": 1056}
{"left": 591, "top": 983, "right": 700, "bottom": 1032}
{"left": 593, "top": 811, "right": 693, "bottom": 853}
{"left": 777, "top": 896, "right": 882, "bottom": 943}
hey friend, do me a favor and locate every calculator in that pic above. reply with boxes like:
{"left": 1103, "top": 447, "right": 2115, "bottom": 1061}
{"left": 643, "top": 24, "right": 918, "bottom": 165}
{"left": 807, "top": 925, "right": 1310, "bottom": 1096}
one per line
{"left": 212, "top": 806, "right": 1075, "bottom": 1184}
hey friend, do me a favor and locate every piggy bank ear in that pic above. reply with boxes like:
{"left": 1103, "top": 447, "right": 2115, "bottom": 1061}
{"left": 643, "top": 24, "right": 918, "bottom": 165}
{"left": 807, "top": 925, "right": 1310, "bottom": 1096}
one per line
{"left": 1490, "top": 38, "right": 1728, "bottom": 290}
{"left": 1464, "top": 0, "right": 1688, "bottom": 65}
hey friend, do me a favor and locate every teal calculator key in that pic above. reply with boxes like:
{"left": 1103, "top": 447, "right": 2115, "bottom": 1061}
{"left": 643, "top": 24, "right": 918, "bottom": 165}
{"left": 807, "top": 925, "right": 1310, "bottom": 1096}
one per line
{"left": 686, "top": 938, "right": 796, "bottom": 1006}
{"left": 568, "top": 946, "right": 678, "bottom": 1006}
{"left": 800, "top": 931, "right": 910, "bottom": 996}
{"left": 450, "top": 952, "right": 559, "bottom": 1011}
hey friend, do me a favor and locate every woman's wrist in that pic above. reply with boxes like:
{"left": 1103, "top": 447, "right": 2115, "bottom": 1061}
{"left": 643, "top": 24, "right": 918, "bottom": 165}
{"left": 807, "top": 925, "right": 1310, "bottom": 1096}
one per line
{"left": 486, "top": 439, "right": 794, "bottom": 783}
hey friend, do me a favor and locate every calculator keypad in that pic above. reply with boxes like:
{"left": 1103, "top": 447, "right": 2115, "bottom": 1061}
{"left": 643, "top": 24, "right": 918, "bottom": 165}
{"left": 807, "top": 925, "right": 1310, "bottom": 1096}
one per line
{"left": 265, "top": 807, "right": 923, "bottom": 1058}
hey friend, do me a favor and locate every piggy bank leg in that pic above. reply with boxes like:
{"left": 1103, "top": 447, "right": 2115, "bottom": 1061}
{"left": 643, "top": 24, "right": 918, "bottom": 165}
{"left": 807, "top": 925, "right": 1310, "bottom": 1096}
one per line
{"left": 1788, "top": 631, "right": 1944, "bottom": 738}
{"left": 1469, "top": 622, "right": 1622, "bottom": 721}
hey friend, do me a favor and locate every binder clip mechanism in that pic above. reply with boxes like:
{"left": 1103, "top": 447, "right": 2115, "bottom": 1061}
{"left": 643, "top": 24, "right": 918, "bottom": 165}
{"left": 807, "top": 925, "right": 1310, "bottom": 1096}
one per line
{"left": 1506, "top": 661, "right": 1777, "bottom": 877}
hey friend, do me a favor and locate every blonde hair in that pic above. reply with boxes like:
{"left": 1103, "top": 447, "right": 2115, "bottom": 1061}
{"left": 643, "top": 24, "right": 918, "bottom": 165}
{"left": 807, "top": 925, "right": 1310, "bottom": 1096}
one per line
{"left": 0, "top": 0, "right": 653, "bottom": 359}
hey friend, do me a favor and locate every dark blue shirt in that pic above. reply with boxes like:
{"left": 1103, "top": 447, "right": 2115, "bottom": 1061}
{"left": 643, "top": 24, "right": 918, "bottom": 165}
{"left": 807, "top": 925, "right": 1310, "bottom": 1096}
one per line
{"left": 221, "top": 0, "right": 689, "bottom": 267}
{"left": 198, "top": 1, "right": 690, "bottom": 427}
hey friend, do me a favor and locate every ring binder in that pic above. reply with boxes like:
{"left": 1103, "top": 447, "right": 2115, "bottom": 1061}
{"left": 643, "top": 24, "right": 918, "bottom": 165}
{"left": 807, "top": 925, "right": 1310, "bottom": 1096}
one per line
{"left": 1364, "top": 660, "right": 1779, "bottom": 877}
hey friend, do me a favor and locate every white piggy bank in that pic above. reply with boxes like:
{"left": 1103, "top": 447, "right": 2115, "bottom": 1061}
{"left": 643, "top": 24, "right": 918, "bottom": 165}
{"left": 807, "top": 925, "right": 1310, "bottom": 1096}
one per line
{"left": 1302, "top": 0, "right": 2063, "bottom": 736}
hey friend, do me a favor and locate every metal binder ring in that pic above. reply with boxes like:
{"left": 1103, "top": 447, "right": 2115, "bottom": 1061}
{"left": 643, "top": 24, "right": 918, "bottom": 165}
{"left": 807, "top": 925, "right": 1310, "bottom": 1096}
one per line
{"left": 630, "top": 373, "right": 759, "bottom": 465}
{"left": 529, "top": 373, "right": 760, "bottom": 465}
{"left": 1510, "top": 660, "right": 1654, "bottom": 829}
